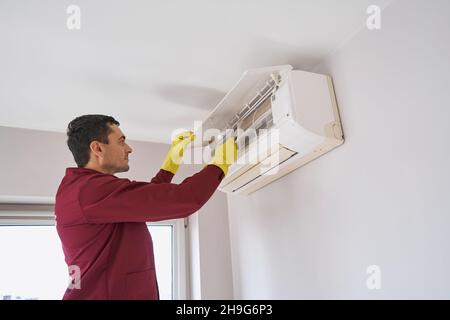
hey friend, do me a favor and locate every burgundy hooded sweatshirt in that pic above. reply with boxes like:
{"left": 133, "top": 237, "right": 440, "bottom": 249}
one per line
{"left": 55, "top": 164, "right": 224, "bottom": 300}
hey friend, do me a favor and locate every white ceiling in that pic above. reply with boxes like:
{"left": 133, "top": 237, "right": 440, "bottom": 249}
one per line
{"left": 0, "top": 0, "right": 392, "bottom": 143}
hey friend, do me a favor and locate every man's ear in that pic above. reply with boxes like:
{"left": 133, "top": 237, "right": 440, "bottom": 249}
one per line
{"left": 89, "top": 141, "right": 104, "bottom": 158}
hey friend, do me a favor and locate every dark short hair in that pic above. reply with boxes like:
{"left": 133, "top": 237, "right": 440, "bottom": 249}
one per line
{"left": 67, "top": 114, "right": 120, "bottom": 167}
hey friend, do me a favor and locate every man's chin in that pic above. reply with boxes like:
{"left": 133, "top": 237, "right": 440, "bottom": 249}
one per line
{"left": 115, "top": 165, "right": 130, "bottom": 173}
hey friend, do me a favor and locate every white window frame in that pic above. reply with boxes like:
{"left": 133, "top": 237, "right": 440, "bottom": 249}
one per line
{"left": 0, "top": 196, "right": 188, "bottom": 300}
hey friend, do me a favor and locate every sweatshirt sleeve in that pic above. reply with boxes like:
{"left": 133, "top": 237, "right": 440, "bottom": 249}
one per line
{"left": 78, "top": 165, "right": 224, "bottom": 223}
{"left": 150, "top": 169, "right": 175, "bottom": 184}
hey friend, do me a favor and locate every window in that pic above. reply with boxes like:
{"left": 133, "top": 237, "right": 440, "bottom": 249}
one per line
{"left": 0, "top": 203, "right": 186, "bottom": 300}
{"left": 0, "top": 225, "right": 67, "bottom": 299}
{"left": 147, "top": 224, "right": 173, "bottom": 300}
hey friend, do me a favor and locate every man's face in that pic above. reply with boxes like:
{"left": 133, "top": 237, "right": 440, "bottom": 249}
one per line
{"left": 98, "top": 124, "right": 133, "bottom": 174}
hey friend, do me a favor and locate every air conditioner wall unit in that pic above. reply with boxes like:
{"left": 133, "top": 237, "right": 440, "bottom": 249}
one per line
{"left": 197, "top": 65, "right": 344, "bottom": 195}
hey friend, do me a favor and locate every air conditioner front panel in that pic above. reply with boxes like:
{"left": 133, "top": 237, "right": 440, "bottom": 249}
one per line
{"left": 196, "top": 65, "right": 293, "bottom": 145}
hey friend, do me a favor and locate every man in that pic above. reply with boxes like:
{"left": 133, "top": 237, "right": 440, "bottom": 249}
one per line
{"left": 55, "top": 114, "right": 236, "bottom": 300}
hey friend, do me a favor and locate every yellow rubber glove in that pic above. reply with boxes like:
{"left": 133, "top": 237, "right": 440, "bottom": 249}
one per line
{"left": 209, "top": 137, "right": 238, "bottom": 176}
{"left": 161, "top": 130, "right": 196, "bottom": 174}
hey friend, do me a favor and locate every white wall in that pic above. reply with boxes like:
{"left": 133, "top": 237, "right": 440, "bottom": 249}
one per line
{"left": 198, "top": 191, "right": 233, "bottom": 299}
{"left": 0, "top": 125, "right": 233, "bottom": 299}
{"left": 188, "top": 191, "right": 233, "bottom": 300}
{"left": 0, "top": 126, "right": 73, "bottom": 197}
{"left": 227, "top": 0, "right": 450, "bottom": 299}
